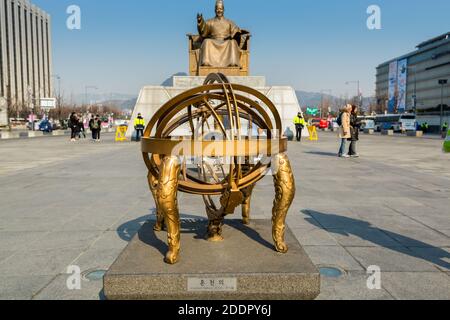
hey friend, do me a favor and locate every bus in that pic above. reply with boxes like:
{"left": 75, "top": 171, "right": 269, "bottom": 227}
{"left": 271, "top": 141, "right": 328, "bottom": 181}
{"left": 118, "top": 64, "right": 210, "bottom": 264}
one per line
{"left": 374, "top": 114, "right": 417, "bottom": 132}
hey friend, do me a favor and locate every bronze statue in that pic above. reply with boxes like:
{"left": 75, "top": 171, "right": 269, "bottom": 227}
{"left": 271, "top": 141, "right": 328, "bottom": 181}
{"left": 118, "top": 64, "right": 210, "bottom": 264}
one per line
{"left": 142, "top": 74, "right": 296, "bottom": 264}
{"left": 197, "top": 0, "right": 242, "bottom": 68}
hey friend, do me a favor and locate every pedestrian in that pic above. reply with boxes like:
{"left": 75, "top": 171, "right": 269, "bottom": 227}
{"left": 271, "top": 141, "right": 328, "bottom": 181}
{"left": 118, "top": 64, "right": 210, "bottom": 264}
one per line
{"left": 293, "top": 112, "right": 306, "bottom": 142}
{"left": 348, "top": 105, "right": 361, "bottom": 158}
{"left": 89, "top": 115, "right": 102, "bottom": 142}
{"left": 338, "top": 104, "right": 352, "bottom": 158}
{"left": 68, "top": 112, "right": 78, "bottom": 142}
{"left": 134, "top": 113, "right": 146, "bottom": 142}
{"left": 77, "top": 115, "right": 86, "bottom": 139}
{"left": 442, "top": 121, "right": 449, "bottom": 139}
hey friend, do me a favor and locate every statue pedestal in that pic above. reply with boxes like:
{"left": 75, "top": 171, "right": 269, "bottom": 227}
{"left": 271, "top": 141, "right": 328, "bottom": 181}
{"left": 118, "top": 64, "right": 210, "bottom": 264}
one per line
{"left": 127, "top": 76, "right": 309, "bottom": 138}
{"left": 103, "top": 219, "right": 320, "bottom": 300}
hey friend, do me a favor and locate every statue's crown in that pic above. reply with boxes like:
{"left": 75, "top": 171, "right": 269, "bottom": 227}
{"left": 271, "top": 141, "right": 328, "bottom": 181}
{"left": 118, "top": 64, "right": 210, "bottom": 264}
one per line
{"left": 216, "top": 0, "right": 224, "bottom": 7}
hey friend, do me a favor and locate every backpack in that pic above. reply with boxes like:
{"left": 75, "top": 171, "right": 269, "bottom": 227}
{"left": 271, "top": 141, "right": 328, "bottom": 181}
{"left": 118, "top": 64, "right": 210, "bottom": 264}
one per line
{"left": 92, "top": 120, "right": 99, "bottom": 130}
{"left": 336, "top": 112, "right": 343, "bottom": 126}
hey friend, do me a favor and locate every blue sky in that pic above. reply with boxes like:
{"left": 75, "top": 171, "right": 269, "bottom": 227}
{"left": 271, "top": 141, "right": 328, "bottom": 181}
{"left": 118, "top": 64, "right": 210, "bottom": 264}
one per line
{"left": 34, "top": 0, "right": 450, "bottom": 100}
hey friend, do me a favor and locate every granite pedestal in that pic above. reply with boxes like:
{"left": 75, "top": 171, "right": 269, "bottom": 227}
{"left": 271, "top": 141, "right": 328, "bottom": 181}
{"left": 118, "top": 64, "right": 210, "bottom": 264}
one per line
{"left": 104, "top": 219, "right": 320, "bottom": 300}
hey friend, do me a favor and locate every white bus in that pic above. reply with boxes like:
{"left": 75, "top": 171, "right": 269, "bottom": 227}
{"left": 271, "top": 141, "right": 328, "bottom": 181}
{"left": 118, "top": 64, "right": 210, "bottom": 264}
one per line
{"left": 374, "top": 114, "right": 417, "bottom": 132}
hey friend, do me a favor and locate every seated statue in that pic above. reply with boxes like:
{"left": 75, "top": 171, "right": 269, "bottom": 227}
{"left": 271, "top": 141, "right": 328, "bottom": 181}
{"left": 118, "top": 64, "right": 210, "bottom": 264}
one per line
{"left": 197, "top": 0, "right": 245, "bottom": 68}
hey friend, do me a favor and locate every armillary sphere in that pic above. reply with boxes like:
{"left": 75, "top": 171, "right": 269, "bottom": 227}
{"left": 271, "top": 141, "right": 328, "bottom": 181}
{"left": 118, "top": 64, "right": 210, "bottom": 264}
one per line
{"left": 141, "top": 73, "right": 296, "bottom": 264}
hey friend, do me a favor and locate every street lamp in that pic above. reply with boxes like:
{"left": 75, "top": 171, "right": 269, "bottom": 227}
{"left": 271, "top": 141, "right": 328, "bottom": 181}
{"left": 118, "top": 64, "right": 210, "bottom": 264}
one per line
{"left": 320, "top": 89, "right": 332, "bottom": 118}
{"left": 438, "top": 79, "right": 448, "bottom": 131}
{"left": 85, "top": 85, "right": 98, "bottom": 106}
{"left": 51, "top": 75, "right": 62, "bottom": 121}
{"left": 345, "top": 80, "right": 361, "bottom": 108}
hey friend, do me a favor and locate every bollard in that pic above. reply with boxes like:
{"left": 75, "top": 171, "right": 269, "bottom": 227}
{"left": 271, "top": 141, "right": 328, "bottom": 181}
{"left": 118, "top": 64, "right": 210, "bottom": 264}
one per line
{"left": 381, "top": 130, "right": 394, "bottom": 136}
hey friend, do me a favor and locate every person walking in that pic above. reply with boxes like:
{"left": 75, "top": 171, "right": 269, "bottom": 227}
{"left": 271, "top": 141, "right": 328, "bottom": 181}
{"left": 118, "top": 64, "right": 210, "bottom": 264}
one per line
{"left": 338, "top": 104, "right": 352, "bottom": 158}
{"left": 293, "top": 113, "right": 306, "bottom": 142}
{"left": 348, "top": 105, "right": 361, "bottom": 158}
{"left": 68, "top": 112, "right": 78, "bottom": 142}
{"left": 442, "top": 121, "right": 449, "bottom": 139}
{"left": 89, "top": 115, "right": 102, "bottom": 142}
{"left": 77, "top": 115, "right": 86, "bottom": 139}
{"left": 134, "top": 113, "right": 146, "bottom": 142}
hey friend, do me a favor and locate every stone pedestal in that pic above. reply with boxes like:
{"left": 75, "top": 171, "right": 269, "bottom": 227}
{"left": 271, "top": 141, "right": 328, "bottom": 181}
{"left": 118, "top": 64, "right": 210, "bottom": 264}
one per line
{"left": 104, "top": 219, "right": 320, "bottom": 300}
{"left": 127, "top": 76, "right": 308, "bottom": 139}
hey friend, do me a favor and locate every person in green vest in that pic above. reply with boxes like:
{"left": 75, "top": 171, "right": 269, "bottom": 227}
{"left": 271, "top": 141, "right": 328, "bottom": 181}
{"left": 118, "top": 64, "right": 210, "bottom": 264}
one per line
{"left": 293, "top": 113, "right": 306, "bottom": 142}
{"left": 442, "top": 122, "right": 449, "bottom": 139}
{"left": 134, "top": 113, "right": 146, "bottom": 142}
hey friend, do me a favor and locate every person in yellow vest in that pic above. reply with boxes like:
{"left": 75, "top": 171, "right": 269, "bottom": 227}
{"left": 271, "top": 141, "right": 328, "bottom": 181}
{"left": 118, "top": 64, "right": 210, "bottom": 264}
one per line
{"left": 293, "top": 113, "right": 306, "bottom": 142}
{"left": 134, "top": 113, "right": 145, "bottom": 142}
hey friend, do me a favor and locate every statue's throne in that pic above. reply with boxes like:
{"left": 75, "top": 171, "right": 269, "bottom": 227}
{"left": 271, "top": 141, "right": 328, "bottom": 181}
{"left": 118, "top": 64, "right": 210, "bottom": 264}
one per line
{"left": 187, "top": 31, "right": 250, "bottom": 77}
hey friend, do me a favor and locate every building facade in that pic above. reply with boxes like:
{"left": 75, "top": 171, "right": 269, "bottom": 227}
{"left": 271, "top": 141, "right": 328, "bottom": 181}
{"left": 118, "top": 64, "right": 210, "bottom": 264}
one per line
{"left": 0, "top": 0, "right": 52, "bottom": 114}
{"left": 376, "top": 32, "right": 450, "bottom": 128}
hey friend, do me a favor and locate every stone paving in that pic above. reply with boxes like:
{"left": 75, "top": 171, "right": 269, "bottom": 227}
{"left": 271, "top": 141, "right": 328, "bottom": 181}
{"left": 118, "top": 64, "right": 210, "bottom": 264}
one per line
{"left": 0, "top": 132, "right": 449, "bottom": 300}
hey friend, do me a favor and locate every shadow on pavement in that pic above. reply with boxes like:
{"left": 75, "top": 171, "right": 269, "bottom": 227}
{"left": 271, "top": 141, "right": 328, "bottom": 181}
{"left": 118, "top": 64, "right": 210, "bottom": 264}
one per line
{"left": 304, "top": 151, "right": 338, "bottom": 157}
{"left": 117, "top": 212, "right": 275, "bottom": 253}
{"left": 303, "top": 210, "right": 450, "bottom": 271}
{"left": 116, "top": 209, "right": 207, "bottom": 243}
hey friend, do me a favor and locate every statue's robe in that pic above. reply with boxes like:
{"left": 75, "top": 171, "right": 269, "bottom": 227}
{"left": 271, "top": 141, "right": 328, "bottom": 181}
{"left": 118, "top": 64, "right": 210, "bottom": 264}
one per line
{"left": 198, "top": 17, "right": 241, "bottom": 68}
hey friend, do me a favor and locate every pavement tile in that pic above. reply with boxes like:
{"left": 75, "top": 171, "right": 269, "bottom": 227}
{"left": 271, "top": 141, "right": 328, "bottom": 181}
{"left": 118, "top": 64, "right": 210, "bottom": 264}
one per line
{"left": 0, "top": 249, "right": 82, "bottom": 276}
{"left": 0, "top": 275, "right": 54, "bottom": 300}
{"left": 317, "top": 271, "right": 393, "bottom": 300}
{"left": 346, "top": 247, "right": 439, "bottom": 272}
{"left": 33, "top": 274, "right": 104, "bottom": 300}
{"left": 303, "top": 246, "right": 364, "bottom": 271}
{"left": 291, "top": 228, "right": 339, "bottom": 246}
{"left": 326, "top": 226, "right": 401, "bottom": 247}
{"left": 381, "top": 272, "right": 450, "bottom": 300}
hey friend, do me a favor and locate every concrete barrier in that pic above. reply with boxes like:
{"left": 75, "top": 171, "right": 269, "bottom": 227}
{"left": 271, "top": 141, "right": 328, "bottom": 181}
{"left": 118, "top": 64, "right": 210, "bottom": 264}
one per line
{"left": 0, "top": 131, "right": 21, "bottom": 139}
{"left": 407, "top": 131, "right": 423, "bottom": 137}
{"left": 364, "top": 129, "right": 374, "bottom": 135}
{"left": 27, "top": 131, "right": 44, "bottom": 138}
{"left": 381, "top": 130, "right": 394, "bottom": 136}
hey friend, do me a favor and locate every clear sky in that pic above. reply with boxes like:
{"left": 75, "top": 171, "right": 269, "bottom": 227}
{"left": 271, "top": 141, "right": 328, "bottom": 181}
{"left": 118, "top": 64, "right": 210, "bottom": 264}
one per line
{"left": 33, "top": 0, "right": 450, "bottom": 100}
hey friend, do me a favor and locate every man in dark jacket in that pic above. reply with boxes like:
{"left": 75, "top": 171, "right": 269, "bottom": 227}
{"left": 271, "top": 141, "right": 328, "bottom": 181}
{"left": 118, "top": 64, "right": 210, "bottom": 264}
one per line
{"left": 68, "top": 112, "right": 78, "bottom": 142}
{"left": 89, "top": 115, "right": 102, "bottom": 142}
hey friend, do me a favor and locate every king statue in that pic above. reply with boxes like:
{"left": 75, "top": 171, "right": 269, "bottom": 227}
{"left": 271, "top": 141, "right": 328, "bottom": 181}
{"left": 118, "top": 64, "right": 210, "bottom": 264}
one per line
{"left": 197, "top": 0, "right": 242, "bottom": 68}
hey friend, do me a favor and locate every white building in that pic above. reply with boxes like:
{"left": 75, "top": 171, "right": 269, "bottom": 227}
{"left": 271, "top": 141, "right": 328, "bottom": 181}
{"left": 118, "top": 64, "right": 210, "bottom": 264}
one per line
{"left": 0, "top": 0, "right": 52, "bottom": 113}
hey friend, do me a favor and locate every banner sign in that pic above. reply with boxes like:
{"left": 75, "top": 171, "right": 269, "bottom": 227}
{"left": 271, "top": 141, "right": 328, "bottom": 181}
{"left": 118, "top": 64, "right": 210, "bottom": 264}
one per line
{"left": 388, "top": 61, "right": 398, "bottom": 113}
{"left": 397, "top": 59, "right": 408, "bottom": 113}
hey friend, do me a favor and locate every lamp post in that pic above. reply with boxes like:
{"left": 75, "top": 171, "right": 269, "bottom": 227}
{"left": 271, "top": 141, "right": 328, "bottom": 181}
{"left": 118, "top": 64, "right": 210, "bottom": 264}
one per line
{"left": 438, "top": 79, "right": 448, "bottom": 131}
{"left": 320, "top": 89, "right": 332, "bottom": 118}
{"left": 85, "top": 85, "right": 98, "bottom": 107}
{"left": 345, "top": 80, "right": 361, "bottom": 108}
{"left": 51, "top": 75, "right": 62, "bottom": 121}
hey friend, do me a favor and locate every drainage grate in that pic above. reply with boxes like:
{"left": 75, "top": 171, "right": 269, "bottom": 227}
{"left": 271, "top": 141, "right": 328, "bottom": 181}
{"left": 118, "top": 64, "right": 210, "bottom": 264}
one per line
{"left": 319, "top": 267, "right": 343, "bottom": 278}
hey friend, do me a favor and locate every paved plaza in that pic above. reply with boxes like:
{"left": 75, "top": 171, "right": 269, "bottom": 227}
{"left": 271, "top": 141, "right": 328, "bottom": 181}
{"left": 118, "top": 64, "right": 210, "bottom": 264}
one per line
{"left": 0, "top": 132, "right": 449, "bottom": 300}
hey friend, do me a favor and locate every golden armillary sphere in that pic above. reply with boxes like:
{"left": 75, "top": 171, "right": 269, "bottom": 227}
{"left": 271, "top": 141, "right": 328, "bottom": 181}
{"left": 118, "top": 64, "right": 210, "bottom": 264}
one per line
{"left": 141, "top": 73, "right": 295, "bottom": 264}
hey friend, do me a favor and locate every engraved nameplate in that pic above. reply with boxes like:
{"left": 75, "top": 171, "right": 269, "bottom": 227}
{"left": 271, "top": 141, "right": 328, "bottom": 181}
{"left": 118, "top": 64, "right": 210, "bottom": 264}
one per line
{"left": 187, "top": 278, "right": 237, "bottom": 292}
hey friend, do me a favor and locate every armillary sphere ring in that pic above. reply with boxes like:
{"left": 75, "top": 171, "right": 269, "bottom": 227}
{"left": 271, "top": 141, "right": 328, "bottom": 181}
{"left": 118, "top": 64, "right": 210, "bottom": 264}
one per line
{"left": 141, "top": 73, "right": 287, "bottom": 196}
